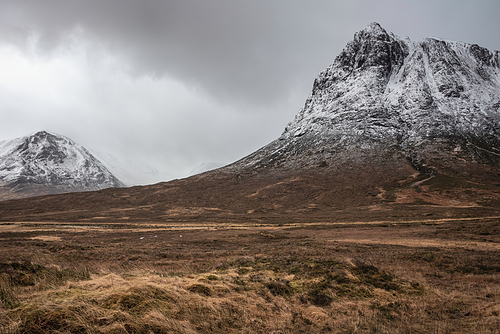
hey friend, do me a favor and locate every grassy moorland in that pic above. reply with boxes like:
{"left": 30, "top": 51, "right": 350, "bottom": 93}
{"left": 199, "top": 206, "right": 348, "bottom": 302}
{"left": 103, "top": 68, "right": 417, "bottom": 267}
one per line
{"left": 1, "top": 169, "right": 499, "bottom": 332}
{"left": 1, "top": 215, "right": 499, "bottom": 333}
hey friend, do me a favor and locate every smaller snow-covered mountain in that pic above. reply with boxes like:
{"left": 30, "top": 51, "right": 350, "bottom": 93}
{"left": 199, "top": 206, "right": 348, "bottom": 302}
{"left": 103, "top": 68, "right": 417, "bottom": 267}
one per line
{"left": 0, "top": 131, "right": 124, "bottom": 200}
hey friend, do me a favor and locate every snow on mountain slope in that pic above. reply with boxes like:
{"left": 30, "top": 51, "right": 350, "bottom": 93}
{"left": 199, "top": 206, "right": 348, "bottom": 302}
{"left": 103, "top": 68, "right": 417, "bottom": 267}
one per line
{"left": 0, "top": 131, "right": 124, "bottom": 200}
{"left": 188, "top": 162, "right": 225, "bottom": 177}
{"left": 90, "top": 149, "right": 174, "bottom": 186}
{"left": 225, "top": 23, "right": 500, "bottom": 177}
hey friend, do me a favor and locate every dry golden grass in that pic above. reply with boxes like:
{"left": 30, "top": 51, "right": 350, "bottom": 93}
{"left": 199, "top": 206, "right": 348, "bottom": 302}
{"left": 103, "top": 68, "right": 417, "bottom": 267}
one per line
{"left": 1, "top": 218, "right": 500, "bottom": 333}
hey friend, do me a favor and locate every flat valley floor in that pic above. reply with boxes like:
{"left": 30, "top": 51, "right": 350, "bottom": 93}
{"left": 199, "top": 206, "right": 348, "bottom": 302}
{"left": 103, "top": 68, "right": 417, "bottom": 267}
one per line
{"left": 1, "top": 213, "right": 500, "bottom": 333}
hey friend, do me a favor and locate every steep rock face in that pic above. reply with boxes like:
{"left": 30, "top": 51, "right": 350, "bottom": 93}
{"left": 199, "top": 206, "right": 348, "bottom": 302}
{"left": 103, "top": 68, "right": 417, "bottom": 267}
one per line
{"left": 0, "top": 131, "right": 124, "bottom": 200}
{"left": 226, "top": 23, "right": 500, "bottom": 179}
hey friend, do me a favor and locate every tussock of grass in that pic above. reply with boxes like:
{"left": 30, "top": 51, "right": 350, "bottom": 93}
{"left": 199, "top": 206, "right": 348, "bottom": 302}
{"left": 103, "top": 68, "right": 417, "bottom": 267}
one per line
{"left": 187, "top": 283, "right": 212, "bottom": 296}
{"left": 0, "top": 279, "right": 19, "bottom": 309}
{"left": 0, "top": 262, "right": 90, "bottom": 290}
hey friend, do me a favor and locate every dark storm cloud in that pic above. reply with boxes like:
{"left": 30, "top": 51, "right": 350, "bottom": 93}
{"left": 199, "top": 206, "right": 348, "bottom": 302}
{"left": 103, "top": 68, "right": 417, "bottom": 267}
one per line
{"left": 2, "top": 0, "right": 325, "bottom": 107}
{"left": 2, "top": 0, "right": 499, "bottom": 107}
{"left": 1, "top": 0, "right": 499, "bottom": 180}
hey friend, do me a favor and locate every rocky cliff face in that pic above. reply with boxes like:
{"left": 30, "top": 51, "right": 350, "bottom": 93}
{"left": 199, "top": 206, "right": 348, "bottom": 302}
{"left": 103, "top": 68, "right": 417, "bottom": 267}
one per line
{"left": 0, "top": 131, "right": 124, "bottom": 200}
{"left": 226, "top": 23, "right": 500, "bottom": 180}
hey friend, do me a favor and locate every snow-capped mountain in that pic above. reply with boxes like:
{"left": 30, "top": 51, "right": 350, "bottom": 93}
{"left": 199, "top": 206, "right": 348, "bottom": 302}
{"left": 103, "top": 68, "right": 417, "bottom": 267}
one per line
{"left": 0, "top": 131, "right": 125, "bottom": 200}
{"left": 225, "top": 23, "right": 500, "bottom": 178}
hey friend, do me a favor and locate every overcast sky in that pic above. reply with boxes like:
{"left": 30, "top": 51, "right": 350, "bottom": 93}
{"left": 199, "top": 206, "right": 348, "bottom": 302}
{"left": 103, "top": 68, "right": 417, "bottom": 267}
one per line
{"left": 1, "top": 0, "right": 499, "bottom": 182}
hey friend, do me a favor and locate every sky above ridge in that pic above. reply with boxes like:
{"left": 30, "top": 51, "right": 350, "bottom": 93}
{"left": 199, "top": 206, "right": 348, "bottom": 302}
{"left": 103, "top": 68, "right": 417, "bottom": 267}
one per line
{"left": 1, "top": 0, "right": 499, "bottom": 182}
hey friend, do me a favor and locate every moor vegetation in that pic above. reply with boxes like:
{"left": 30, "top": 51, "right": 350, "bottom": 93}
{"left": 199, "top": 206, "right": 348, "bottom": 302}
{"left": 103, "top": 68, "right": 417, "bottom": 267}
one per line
{"left": 1, "top": 167, "right": 499, "bottom": 333}
{"left": 1, "top": 216, "right": 499, "bottom": 333}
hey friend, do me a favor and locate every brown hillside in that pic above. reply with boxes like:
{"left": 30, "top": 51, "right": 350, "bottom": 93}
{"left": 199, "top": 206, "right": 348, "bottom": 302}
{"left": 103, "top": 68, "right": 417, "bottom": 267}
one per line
{"left": 1, "top": 162, "right": 499, "bottom": 224}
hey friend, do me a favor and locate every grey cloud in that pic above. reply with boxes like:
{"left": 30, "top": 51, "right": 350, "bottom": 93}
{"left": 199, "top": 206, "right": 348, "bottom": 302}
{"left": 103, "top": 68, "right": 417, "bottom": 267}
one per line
{"left": 0, "top": 1, "right": 361, "bottom": 107}
{"left": 2, "top": 0, "right": 499, "bottom": 108}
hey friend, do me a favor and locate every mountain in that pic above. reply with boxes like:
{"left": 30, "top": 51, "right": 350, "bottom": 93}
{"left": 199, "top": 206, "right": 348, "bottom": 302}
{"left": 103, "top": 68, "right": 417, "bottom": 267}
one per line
{"left": 0, "top": 131, "right": 125, "bottom": 200}
{"left": 225, "top": 22, "right": 500, "bottom": 179}
{"left": 188, "top": 162, "right": 225, "bottom": 177}
{"left": 90, "top": 149, "right": 174, "bottom": 186}
{"left": 0, "top": 23, "right": 499, "bottom": 222}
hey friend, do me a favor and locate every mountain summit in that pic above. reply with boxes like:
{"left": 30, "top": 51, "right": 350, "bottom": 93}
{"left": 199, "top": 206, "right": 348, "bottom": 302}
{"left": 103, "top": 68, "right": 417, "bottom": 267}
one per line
{"left": 0, "top": 131, "right": 124, "bottom": 200}
{"left": 226, "top": 22, "right": 500, "bottom": 180}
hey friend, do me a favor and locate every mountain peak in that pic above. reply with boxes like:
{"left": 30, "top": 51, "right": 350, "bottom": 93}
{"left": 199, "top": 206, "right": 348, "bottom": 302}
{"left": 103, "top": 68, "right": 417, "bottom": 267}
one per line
{"left": 357, "top": 22, "right": 389, "bottom": 38}
{"left": 32, "top": 130, "right": 52, "bottom": 137}
{"left": 24, "top": 131, "right": 67, "bottom": 150}
{"left": 325, "top": 22, "right": 408, "bottom": 83}
{"left": 29, "top": 130, "right": 60, "bottom": 141}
